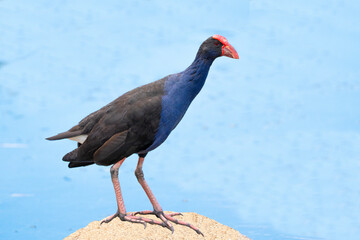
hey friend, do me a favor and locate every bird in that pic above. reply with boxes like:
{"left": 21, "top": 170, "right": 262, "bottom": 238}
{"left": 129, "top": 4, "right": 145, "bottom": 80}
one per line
{"left": 47, "top": 34, "right": 239, "bottom": 235}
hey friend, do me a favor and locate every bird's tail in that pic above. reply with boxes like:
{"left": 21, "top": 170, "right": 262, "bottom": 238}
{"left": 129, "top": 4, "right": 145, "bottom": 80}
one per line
{"left": 63, "top": 148, "right": 94, "bottom": 168}
{"left": 46, "top": 130, "right": 83, "bottom": 141}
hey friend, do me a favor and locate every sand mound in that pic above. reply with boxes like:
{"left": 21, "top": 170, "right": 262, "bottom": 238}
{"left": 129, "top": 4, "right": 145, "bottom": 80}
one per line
{"left": 64, "top": 212, "right": 250, "bottom": 240}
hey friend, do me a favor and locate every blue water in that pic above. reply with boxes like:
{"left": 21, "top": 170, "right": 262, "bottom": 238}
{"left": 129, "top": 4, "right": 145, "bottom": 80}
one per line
{"left": 1, "top": 1, "right": 359, "bottom": 239}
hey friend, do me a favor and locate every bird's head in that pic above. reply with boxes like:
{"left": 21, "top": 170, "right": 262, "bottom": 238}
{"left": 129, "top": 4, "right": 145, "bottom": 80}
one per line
{"left": 197, "top": 35, "right": 239, "bottom": 60}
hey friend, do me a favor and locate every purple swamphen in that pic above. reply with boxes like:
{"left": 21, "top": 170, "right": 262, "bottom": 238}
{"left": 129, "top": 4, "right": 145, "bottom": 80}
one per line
{"left": 47, "top": 35, "right": 239, "bottom": 235}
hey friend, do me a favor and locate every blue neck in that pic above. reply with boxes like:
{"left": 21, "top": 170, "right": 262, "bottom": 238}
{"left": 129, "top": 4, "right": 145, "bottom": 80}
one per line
{"left": 181, "top": 55, "right": 215, "bottom": 97}
{"left": 144, "top": 52, "right": 216, "bottom": 153}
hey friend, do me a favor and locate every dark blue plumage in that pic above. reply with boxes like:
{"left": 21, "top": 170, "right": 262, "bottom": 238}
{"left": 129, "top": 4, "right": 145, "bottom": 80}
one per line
{"left": 46, "top": 35, "right": 239, "bottom": 235}
{"left": 145, "top": 56, "right": 214, "bottom": 152}
{"left": 47, "top": 35, "right": 238, "bottom": 166}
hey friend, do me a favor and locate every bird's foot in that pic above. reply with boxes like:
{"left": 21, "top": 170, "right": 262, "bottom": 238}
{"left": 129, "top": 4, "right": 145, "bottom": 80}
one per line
{"left": 100, "top": 210, "right": 167, "bottom": 229}
{"left": 134, "top": 210, "right": 204, "bottom": 236}
{"left": 134, "top": 210, "right": 183, "bottom": 217}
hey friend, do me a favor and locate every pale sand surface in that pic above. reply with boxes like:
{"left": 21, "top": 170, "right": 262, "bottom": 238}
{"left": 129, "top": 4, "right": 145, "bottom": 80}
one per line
{"left": 64, "top": 212, "right": 250, "bottom": 240}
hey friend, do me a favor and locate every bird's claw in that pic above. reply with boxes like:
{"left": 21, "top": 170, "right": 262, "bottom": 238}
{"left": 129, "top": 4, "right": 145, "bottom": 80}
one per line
{"left": 101, "top": 211, "right": 119, "bottom": 225}
{"left": 196, "top": 229, "right": 205, "bottom": 237}
{"left": 135, "top": 210, "right": 203, "bottom": 236}
{"left": 134, "top": 210, "right": 182, "bottom": 217}
{"left": 102, "top": 210, "right": 203, "bottom": 235}
{"left": 100, "top": 211, "right": 147, "bottom": 228}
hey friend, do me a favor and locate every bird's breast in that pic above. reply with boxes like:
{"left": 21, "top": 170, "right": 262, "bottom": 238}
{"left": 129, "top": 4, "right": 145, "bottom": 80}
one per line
{"left": 144, "top": 76, "right": 201, "bottom": 152}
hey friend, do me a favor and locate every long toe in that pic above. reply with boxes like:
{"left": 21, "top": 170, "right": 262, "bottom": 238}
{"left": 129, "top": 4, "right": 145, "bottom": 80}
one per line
{"left": 101, "top": 211, "right": 119, "bottom": 224}
{"left": 134, "top": 210, "right": 202, "bottom": 235}
{"left": 101, "top": 211, "right": 168, "bottom": 230}
{"left": 163, "top": 212, "right": 203, "bottom": 236}
{"left": 134, "top": 210, "right": 183, "bottom": 217}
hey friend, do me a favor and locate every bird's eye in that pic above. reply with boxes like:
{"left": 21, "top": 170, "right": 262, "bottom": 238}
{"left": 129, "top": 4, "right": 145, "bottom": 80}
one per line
{"left": 215, "top": 42, "right": 220, "bottom": 46}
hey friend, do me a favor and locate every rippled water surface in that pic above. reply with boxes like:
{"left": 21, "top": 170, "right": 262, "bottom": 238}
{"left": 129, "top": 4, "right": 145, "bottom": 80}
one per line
{"left": 1, "top": 1, "right": 359, "bottom": 239}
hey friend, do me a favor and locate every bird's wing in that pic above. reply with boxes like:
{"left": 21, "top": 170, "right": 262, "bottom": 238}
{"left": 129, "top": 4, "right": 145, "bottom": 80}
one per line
{"left": 47, "top": 76, "right": 167, "bottom": 141}
{"left": 92, "top": 130, "right": 128, "bottom": 165}
{"left": 75, "top": 77, "right": 166, "bottom": 163}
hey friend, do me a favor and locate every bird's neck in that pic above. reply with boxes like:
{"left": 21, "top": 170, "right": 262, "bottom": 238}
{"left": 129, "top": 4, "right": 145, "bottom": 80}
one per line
{"left": 163, "top": 52, "right": 216, "bottom": 105}
{"left": 182, "top": 53, "right": 215, "bottom": 89}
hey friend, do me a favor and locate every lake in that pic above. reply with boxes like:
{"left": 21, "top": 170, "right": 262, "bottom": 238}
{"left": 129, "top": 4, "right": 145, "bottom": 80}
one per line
{"left": 1, "top": 1, "right": 359, "bottom": 239}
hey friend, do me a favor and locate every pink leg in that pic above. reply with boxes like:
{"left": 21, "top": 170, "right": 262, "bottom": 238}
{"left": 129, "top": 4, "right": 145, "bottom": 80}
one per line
{"left": 134, "top": 157, "right": 203, "bottom": 236}
{"left": 101, "top": 158, "right": 167, "bottom": 228}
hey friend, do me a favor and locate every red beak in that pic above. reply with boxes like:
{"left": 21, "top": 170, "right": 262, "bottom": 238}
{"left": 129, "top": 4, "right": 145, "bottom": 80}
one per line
{"left": 212, "top": 34, "right": 239, "bottom": 59}
{"left": 222, "top": 43, "right": 239, "bottom": 59}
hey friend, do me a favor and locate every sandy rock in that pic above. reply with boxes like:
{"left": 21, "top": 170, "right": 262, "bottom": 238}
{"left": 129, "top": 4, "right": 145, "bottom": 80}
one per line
{"left": 64, "top": 212, "right": 250, "bottom": 240}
